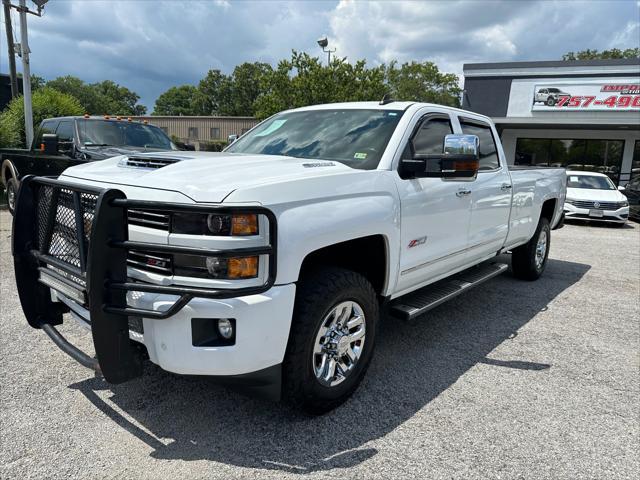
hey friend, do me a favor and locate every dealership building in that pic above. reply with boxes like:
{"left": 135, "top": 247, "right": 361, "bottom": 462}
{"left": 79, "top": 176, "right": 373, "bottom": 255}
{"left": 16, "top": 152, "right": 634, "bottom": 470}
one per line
{"left": 462, "top": 58, "right": 640, "bottom": 186}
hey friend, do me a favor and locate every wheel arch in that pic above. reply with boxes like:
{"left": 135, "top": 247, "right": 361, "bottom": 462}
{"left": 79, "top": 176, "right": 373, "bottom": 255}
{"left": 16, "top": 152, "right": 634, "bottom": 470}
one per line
{"left": 1, "top": 159, "right": 18, "bottom": 188}
{"left": 298, "top": 234, "right": 391, "bottom": 297}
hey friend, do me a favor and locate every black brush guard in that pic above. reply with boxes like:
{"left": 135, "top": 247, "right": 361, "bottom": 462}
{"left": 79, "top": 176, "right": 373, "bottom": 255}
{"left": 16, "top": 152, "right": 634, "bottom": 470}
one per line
{"left": 12, "top": 176, "right": 277, "bottom": 384}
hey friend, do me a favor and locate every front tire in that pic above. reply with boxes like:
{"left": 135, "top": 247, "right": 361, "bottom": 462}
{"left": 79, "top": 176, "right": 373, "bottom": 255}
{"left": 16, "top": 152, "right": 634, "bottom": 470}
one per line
{"left": 546, "top": 97, "right": 556, "bottom": 106}
{"left": 282, "top": 267, "right": 379, "bottom": 414}
{"left": 6, "top": 177, "right": 18, "bottom": 216}
{"left": 512, "top": 217, "right": 551, "bottom": 281}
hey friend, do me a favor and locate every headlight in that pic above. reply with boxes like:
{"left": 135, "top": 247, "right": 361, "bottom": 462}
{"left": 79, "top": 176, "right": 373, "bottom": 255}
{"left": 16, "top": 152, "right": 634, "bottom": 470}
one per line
{"left": 173, "top": 254, "right": 259, "bottom": 279}
{"left": 621, "top": 201, "right": 629, "bottom": 207}
{"left": 172, "top": 213, "right": 258, "bottom": 236}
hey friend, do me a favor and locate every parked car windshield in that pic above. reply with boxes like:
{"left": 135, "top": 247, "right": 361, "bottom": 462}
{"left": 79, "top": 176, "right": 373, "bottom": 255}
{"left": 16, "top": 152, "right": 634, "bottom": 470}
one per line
{"left": 567, "top": 174, "right": 616, "bottom": 190}
{"left": 78, "top": 120, "right": 175, "bottom": 150}
{"left": 225, "top": 109, "right": 405, "bottom": 170}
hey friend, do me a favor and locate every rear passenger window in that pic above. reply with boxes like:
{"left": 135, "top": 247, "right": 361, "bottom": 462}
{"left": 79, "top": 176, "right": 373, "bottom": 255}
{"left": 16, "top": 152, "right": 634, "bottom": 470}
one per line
{"left": 410, "top": 117, "right": 453, "bottom": 156}
{"left": 461, "top": 121, "right": 500, "bottom": 170}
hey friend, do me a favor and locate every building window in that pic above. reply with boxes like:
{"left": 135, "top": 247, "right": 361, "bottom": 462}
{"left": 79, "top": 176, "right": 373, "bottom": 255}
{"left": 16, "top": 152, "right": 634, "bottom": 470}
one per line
{"left": 210, "top": 127, "right": 220, "bottom": 140}
{"left": 515, "top": 138, "right": 624, "bottom": 184}
{"left": 188, "top": 127, "right": 198, "bottom": 139}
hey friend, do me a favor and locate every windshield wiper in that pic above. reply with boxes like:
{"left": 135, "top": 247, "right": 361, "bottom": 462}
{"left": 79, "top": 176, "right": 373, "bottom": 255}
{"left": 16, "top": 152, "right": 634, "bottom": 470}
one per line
{"left": 84, "top": 143, "right": 113, "bottom": 147}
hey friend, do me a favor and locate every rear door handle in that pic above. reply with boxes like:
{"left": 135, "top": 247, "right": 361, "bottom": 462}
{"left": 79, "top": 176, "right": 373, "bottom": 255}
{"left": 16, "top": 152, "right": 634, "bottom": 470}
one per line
{"left": 456, "top": 189, "right": 472, "bottom": 197}
{"left": 501, "top": 183, "right": 512, "bottom": 191}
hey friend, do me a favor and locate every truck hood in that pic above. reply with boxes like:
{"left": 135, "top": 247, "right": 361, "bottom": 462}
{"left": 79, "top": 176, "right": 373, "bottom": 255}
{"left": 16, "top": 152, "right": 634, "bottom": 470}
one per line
{"left": 566, "top": 187, "right": 627, "bottom": 202}
{"left": 60, "top": 152, "right": 354, "bottom": 203}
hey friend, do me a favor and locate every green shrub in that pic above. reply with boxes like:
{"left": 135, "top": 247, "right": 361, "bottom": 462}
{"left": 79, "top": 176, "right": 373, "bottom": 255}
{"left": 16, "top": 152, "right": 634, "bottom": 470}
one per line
{"left": 0, "top": 87, "right": 84, "bottom": 148}
{"left": 199, "top": 140, "right": 228, "bottom": 152}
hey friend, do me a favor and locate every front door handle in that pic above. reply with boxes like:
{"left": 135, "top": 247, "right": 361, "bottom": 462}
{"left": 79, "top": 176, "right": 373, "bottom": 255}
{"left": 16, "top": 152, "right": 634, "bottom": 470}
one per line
{"left": 456, "top": 189, "right": 472, "bottom": 197}
{"left": 501, "top": 183, "right": 512, "bottom": 191}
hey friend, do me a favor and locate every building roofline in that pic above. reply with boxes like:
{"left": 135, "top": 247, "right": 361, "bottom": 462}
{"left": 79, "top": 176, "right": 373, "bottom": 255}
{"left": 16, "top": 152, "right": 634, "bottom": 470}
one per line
{"left": 131, "top": 116, "right": 257, "bottom": 120}
{"left": 463, "top": 58, "right": 640, "bottom": 71}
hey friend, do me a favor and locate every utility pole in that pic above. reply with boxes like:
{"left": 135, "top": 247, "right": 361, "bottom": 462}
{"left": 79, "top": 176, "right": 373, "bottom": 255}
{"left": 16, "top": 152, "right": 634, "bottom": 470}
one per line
{"left": 18, "top": 0, "right": 34, "bottom": 147}
{"left": 2, "top": 0, "right": 18, "bottom": 97}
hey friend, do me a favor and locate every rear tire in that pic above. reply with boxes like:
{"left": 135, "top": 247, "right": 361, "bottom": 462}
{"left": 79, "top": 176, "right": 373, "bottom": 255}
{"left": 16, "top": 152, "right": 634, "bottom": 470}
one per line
{"left": 282, "top": 267, "right": 379, "bottom": 415}
{"left": 512, "top": 217, "right": 550, "bottom": 281}
{"left": 6, "top": 177, "right": 18, "bottom": 216}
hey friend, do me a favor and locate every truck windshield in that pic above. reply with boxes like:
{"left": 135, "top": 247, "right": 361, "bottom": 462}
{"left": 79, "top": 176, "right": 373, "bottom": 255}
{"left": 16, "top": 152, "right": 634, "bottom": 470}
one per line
{"left": 225, "top": 109, "right": 405, "bottom": 170}
{"left": 78, "top": 120, "right": 175, "bottom": 150}
{"left": 567, "top": 174, "right": 616, "bottom": 190}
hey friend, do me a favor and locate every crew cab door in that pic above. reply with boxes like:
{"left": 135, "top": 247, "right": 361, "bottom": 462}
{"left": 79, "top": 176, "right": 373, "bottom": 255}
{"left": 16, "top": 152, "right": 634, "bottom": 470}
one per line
{"left": 457, "top": 117, "right": 512, "bottom": 263}
{"left": 393, "top": 111, "right": 473, "bottom": 296}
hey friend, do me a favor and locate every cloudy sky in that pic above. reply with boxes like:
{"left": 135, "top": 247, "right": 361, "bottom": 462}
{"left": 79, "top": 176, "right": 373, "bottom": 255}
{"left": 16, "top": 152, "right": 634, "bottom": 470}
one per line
{"left": 1, "top": 0, "right": 638, "bottom": 110}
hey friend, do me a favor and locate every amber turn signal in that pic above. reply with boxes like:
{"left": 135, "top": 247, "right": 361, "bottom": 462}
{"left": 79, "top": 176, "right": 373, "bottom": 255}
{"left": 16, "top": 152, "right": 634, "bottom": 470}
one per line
{"left": 231, "top": 214, "right": 258, "bottom": 235}
{"left": 227, "top": 256, "right": 259, "bottom": 279}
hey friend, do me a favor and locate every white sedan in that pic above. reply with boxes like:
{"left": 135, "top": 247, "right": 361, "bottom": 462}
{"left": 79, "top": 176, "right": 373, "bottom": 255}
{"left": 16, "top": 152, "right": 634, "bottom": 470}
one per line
{"left": 564, "top": 171, "right": 629, "bottom": 225}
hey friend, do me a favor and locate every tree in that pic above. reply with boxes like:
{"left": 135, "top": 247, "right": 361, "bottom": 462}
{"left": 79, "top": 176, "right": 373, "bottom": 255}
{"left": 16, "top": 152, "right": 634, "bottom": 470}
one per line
{"left": 152, "top": 85, "right": 200, "bottom": 115}
{"left": 562, "top": 48, "right": 640, "bottom": 60}
{"left": 45, "top": 75, "right": 146, "bottom": 115}
{"left": 225, "top": 62, "right": 273, "bottom": 116}
{"left": 0, "top": 87, "right": 84, "bottom": 148}
{"left": 194, "top": 69, "right": 232, "bottom": 115}
{"left": 254, "top": 51, "right": 388, "bottom": 119}
{"left": 385, "top": 61, "right": 461, "bottom": 107}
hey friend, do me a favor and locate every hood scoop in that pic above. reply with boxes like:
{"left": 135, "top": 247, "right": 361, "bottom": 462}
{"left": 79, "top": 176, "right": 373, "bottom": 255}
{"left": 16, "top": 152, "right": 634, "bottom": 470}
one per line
{"left": 122, "top": 155, "right": 193, "bottom": 170}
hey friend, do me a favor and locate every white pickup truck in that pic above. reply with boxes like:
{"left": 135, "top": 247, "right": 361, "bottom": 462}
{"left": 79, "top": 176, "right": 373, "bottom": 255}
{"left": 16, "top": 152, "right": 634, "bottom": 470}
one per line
{"left": 13, "top": 101, "right": 566, "bottom": 414}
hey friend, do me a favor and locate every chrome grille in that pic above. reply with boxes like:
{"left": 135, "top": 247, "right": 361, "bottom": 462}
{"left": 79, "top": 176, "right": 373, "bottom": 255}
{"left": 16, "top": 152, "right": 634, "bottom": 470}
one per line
{"left": 568, "top": 200, "right": 625, "bottom": 210}
{"left": 127, "top": 250, "right": 172, "bottom": 275}
{"left": 128, "top": 209, "right": 170, "bottom": 230}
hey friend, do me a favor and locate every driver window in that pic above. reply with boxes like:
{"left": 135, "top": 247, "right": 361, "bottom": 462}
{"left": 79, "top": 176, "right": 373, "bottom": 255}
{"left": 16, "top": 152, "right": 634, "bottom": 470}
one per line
{"left": 408, "top": 117, "right": 453, "bottom": 157}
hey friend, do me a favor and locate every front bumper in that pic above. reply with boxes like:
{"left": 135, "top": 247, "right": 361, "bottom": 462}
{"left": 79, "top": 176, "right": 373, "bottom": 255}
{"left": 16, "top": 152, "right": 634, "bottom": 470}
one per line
{"left": 563, "top": 203, "right": 629, "bottom": 223}
{"left": 12, "top": 175, "right": 285, "bottom": 395}
{"left": 56, "top": 284, "right": 296, "bottom": 376}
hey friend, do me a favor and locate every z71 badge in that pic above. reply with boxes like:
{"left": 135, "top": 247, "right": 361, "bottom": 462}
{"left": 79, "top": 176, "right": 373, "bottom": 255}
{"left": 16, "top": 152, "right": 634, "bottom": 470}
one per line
{"left": 408, "top": 236, "right": 427, "bottom": 248}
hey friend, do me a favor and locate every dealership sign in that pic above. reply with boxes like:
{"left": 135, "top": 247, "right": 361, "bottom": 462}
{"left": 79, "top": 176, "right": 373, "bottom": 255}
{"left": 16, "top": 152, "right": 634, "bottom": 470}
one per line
{"left": 532, "top": 83, "right": 640, "bottom": 111}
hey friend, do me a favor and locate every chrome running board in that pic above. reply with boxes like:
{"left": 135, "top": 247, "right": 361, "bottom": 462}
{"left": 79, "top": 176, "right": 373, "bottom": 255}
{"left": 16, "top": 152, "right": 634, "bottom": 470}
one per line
{"left": 389, "top": 262, "right": 509, "bottom": 321}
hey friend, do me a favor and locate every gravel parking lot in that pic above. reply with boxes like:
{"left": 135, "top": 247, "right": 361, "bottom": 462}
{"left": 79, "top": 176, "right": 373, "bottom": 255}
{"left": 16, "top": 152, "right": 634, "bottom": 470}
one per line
{"left": 1, "top": 210, "right": 638, "bottom": 480}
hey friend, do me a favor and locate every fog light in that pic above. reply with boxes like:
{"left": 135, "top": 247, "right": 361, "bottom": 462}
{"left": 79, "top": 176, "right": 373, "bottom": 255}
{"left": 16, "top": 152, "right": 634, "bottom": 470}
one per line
{"left": 218, "top": 318, "right": 234, "bottom": 339}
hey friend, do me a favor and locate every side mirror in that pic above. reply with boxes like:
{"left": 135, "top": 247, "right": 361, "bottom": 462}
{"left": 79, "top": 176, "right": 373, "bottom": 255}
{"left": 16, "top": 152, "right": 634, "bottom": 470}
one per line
{"left": 42, "top": 133, "right": 59, "bottom": 155}
{"left": 618, "top": 185, "right": 626, "bottom": 191}
{"left": 401, "top": 134, "right": 480, "bottom": 180}
{"left": 227, "top": 134, "right": 238, "bottom": 144}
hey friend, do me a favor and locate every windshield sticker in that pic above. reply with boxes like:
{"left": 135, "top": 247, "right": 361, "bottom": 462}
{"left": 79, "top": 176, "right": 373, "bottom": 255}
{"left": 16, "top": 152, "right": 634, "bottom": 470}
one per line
{"left": 354, "top": 152, "right": 368, "bottom": 159}
{"left": 255, "top": 119, "right": 287, "bottom": 137}
{"left": 569, "top": 176, "right": 579, "bottom": 182}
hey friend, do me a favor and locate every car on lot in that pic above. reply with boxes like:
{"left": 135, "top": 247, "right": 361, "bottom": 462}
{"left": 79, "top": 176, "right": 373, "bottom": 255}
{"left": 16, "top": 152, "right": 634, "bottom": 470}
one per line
{"left": 623, "top": 176, "right": 640, "bottom": 222}
{"left": 1, "top": 116, "right": 178, "bottom": 215}
{"left": 564, "top": 170, "right": 629, "bottom": 225}
{"left": 12, "top": 101, "right": 566, "bottom": 414}
{"left": 534, "top": 87, "right": 571, "bottom": 106}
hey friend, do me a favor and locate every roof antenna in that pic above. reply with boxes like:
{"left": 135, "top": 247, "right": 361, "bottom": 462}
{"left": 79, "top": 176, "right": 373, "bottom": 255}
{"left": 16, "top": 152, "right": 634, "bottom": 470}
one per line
{"left": 379, "top": 93, "right": 394, "bottom": 105}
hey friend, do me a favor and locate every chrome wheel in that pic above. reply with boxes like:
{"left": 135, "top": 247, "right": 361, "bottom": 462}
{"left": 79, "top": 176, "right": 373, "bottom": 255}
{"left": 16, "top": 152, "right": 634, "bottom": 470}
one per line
{"left": 535, "top": 229, "right": 548, "bottom": 270}
{"left": 7, "top": 183, "right": 16, "bottom": 213}
{"left": 312, "top": 301, "right": 366, "bottom": 387}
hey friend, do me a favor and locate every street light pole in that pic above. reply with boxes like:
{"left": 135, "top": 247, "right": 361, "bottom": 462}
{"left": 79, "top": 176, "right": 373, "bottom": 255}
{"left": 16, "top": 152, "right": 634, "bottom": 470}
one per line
{"left": 2, "top": 0, "right": 19, "bottom": 97}
{"left": 316, "top": 36, "right": 336, "bottom": 66}
{"left": 18, "top": 0, "right": 34, "bottom": 147}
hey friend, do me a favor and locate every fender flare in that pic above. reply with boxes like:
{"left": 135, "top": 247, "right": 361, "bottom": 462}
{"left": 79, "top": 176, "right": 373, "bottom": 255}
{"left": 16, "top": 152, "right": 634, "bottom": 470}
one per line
{"left": 1, "top": 159, "right": 19, "bottom": 188}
